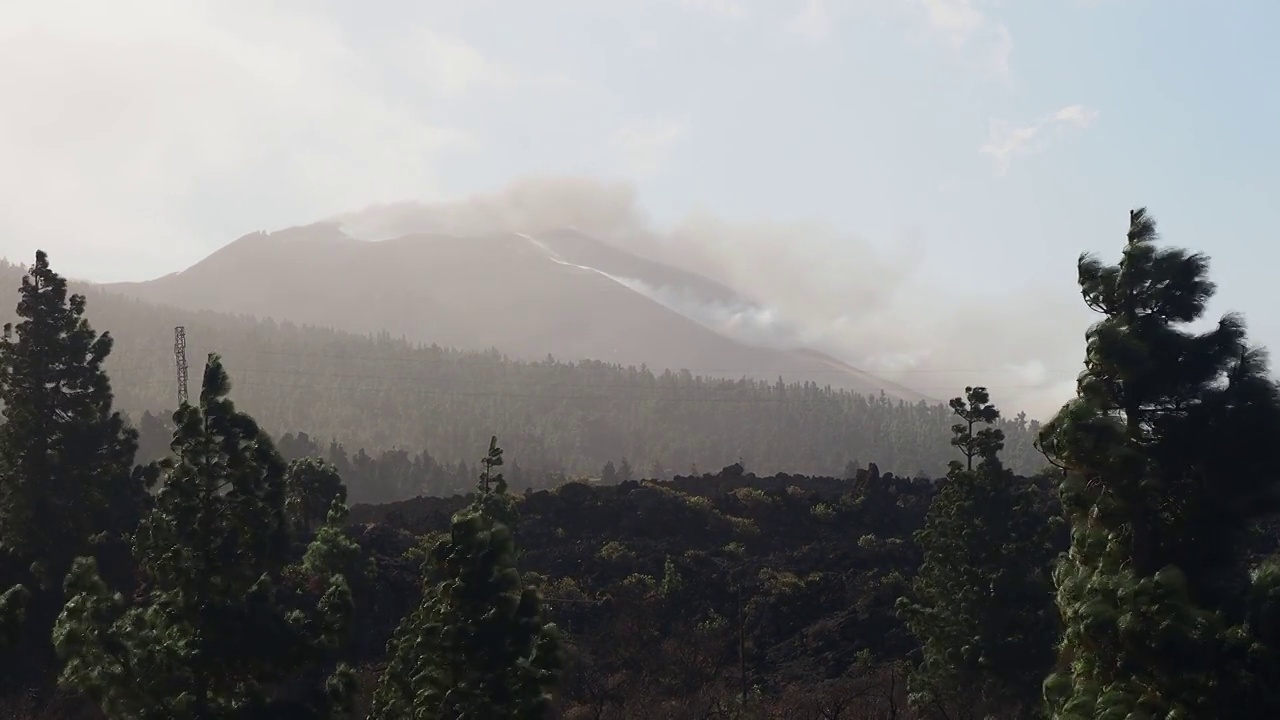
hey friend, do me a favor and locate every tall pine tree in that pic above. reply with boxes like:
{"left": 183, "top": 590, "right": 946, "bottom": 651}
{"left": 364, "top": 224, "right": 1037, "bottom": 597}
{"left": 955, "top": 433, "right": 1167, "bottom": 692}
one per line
{"left": 285, "top": 457, "right": 348, "bottom": 536}
{"left": 371, "top": 436, "right": 563, "bottom": 719}
{"left": 899, "top": 387, "right": 1060, "bottom": 718}
{"left": 0, "top": 250, "right": 146, "bottom": 687}
{"left": 1038, "top": 208, "right": 1280, "bottom": 717}
{"left": 53, "top": 354, "right": 353, "bottom": 719}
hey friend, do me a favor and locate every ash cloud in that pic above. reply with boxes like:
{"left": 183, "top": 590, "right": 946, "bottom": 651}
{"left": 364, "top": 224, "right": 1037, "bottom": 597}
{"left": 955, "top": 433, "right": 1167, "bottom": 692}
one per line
{"left": 336, "top": 176, "right": 1092, "bottom": 420}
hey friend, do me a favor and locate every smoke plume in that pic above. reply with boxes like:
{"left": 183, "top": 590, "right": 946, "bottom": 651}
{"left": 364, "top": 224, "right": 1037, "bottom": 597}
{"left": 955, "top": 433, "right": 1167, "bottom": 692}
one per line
{"left": 335, "top": 176, "right": 1093, "bottom": 419}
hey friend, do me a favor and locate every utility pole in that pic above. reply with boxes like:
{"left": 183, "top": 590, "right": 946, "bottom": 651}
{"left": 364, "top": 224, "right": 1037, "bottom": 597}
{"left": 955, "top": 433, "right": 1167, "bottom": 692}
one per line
{"left": 174, "top": 326, "right": 188, "bottom": 407}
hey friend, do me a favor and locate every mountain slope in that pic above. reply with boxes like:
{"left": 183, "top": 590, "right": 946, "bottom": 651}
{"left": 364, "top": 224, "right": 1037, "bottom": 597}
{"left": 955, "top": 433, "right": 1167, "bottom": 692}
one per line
{"left": 0, "top": 258, "right": 1046, "bottom": 500}
{"left": 106, "top": 223, "right": 929, "bottom": 400}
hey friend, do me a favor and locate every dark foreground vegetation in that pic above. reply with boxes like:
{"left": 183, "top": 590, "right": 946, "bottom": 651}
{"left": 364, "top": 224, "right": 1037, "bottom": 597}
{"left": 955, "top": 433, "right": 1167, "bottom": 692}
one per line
{"left": 3, "top": 207, "right": 1280, "bottom": 718}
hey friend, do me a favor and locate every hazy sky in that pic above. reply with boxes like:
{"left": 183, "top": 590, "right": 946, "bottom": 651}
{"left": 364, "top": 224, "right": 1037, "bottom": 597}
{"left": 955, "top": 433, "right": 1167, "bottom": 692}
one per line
{"left": 3, "top": 0, "right": 1278, "bottom": 417}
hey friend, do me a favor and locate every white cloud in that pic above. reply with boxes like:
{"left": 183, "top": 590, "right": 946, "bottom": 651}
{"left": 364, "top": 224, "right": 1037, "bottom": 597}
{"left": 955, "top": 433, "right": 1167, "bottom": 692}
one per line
{"left": 610, "top": 117, "right": 691, "bottom": 179}
{"left": 390, "top": 27, "right": 574, "bottom": 96}
{"left": 789, "top": 0, "right": 830, "bottom": 41}
{"left": 899, "top": 0, "right": 1014, "bottom": 77}
{"left": 681, "top": 0, "right": 750, "bottom": 20}
{"left": 980, "top": 104, "right": 1099, "bottom": 175}
{"left": 1052, "top": 104, "right": 1102, "bottom": 126}
{"left": 411, "top": 31, "right": 519, "bottom": 96}
{"left": 0, "top": 0, "right": 490, "bottom": 281}
{"left": 919, "top": 0, "right": 985, "bottom": 38}
{"left": 987, "top": 23, "right": 1013, "bottom": 78}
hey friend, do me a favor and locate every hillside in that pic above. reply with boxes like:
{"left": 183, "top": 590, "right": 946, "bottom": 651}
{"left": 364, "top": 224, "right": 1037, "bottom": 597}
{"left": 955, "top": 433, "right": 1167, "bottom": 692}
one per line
{"left": 0, "top": 462, "right": 1065, "bottom": 719}
{"left": 0, "top": 257, "right": 1046, "bottom": 503}
{"left": 341, "top": 466, "right": 1065, "bottom": 718}
{"left": 102, "top": 223, "right": 927, "bottom": 400}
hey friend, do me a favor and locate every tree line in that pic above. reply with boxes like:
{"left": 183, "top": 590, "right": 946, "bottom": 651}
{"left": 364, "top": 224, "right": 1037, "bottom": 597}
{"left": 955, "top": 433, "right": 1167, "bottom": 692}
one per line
{"left": 0, "top": 258, "right": 1049, "bottom": 491}
{"left": 1, "top": 206, "right": 1279, "bottom": 718}
{"left": 135, "top": 417, "right": 900, "bottom": 506}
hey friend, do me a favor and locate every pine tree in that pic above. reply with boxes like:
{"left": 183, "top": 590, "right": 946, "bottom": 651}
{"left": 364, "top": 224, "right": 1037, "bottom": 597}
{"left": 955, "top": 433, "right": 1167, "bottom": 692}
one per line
{"left": 0, "top": 250, "right": 147, "bottom": 686}
{"left": 898, "top": 387, "right": 1060, "bottom": 718}
{"left": 843, "top": 459, "right": 861, "bottom": 481}
{"left": 617, "top": 457, "right": 634, "bottom": 484}
{"left": 52, "top": 354, "right": 353, "bottom": 719}
{"left": 370, "top": 436, "right": 564, "bottom": 719}
{"left": 649, "top": 460, "right": 665, "bottom": 481}
{"left": 297, "top": 499, "right": 364, "bottom": 719}
{"left": 601, "top": 460, "right": 619, "bottom": 485}
{"left": 1037, "top": 208, "right": 1280, "bottom": 718}
{"left": 286, "top": 457, "right": 348, "bottom": 536}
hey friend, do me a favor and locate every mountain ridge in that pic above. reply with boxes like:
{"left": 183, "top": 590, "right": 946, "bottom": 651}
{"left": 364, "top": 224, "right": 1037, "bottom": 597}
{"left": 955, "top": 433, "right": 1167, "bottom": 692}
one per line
{"left": 103, "top": 223, "right": 932, "bottom": 401}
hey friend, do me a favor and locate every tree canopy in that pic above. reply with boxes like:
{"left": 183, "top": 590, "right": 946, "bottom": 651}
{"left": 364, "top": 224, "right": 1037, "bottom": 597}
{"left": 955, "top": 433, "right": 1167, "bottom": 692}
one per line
{"left": 0, "top": 251, "right": 147, "bottom": 689}
{"left": 899, "top": 386, "right": 1061, "bottom": 718}
{"left": 371, "top": 437, "right": 563, "bottom": 719}
{"left": 53, "top": 354, "right": 355, "bottom": 719}
{"left": 1039, "top": 208, "right": 1280, "bottom": 718}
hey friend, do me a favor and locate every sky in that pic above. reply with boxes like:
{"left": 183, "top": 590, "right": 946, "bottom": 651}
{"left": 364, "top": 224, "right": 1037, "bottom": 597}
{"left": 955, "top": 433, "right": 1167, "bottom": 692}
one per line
{"left": 2, "top": 0, "right": 1279, "bottom": 419}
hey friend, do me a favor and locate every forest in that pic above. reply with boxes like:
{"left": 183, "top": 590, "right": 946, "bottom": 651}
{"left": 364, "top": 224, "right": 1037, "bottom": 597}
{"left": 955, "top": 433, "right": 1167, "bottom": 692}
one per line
{"left": 3, "top": 207, "right": 1280, "bottom": 719}
{"left": 0, "top": 258, "right": 1049, "bottom": 503}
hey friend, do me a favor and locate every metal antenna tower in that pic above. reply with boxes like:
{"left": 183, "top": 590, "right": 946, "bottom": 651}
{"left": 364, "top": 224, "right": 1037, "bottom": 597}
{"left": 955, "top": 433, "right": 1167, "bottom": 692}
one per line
{"left": 174, "top": 326, "right": 189, "bottom": 406}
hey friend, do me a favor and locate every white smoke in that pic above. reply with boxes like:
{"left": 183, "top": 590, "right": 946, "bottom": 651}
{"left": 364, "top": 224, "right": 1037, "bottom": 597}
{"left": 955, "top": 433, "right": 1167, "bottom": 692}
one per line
{"left": 336, "top": 176, "right": 1093, "bottom": 419}
{"left": 514, "top": 230, "right": 807, "bottom": 349}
